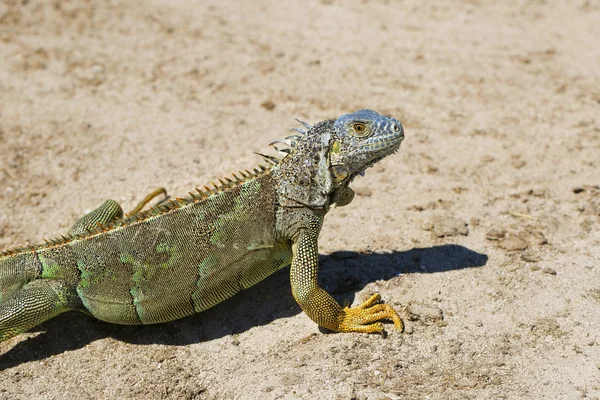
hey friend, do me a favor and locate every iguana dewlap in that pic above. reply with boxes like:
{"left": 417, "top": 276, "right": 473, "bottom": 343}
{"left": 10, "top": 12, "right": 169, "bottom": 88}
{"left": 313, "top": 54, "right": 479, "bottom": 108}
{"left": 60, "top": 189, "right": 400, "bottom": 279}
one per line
{"left": 0, "top": 109, "right": 405, "bottom": 342}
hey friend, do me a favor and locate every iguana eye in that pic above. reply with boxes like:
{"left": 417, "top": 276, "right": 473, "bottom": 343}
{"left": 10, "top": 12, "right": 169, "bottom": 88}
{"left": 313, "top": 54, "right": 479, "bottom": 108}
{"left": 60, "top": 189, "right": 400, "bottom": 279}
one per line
{"left": 351, "top": 122, "right": 369, "bottom": 137}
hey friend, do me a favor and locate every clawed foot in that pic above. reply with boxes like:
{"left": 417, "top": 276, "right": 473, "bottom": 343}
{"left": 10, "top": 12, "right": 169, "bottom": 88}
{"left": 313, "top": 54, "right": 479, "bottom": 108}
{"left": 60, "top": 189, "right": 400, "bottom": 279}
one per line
{"left": 338, "top": 293, "right": 404, "bottom": 334}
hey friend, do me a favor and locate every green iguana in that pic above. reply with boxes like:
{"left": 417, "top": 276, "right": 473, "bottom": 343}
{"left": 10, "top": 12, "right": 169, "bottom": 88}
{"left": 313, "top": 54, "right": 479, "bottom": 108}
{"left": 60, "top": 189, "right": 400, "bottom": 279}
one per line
{"left": 0, "top": 109, "right": 405, "bottom": 343}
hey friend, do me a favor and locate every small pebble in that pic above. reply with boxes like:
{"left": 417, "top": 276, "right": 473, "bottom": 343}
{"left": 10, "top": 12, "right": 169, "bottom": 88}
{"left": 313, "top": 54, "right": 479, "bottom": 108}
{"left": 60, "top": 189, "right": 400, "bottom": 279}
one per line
{"left": 420, "top": 222, "right": 434, "bottom": 231}
{"left": 260, "top": 100, "right": 276, "bottom": 110}
{"left": 431, "top": 216, "right": 468, "bottom": 237}
{"left": 521, "top": 250, "right": 541, "bottom": 263}
{"left": 486, "top": 228, "right": 506, "bottom": 240}
{"left": 498, "top": 235, "right": 528, "bottom": 251}
{"left": 542, "top": 267, "right": 557, "bottom": 275}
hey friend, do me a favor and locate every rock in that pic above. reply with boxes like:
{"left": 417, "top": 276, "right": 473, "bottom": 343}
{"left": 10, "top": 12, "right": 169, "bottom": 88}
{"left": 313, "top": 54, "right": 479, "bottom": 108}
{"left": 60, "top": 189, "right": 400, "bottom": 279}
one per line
{"left": 486, "top": 228, "right": 506, "bottom": 240}
{"left": 542, "top": 267, "right": 557, "bottom": 275}
{"left": 73, "top": 62, "right": 106, "bottom": 86}
{"left": 524, "top": 227, "right": 548, "bottom": 245}
{"left": 521, "top": 250, "right": 541, "bottom": 262}
{"left": 531, "top": 231, "right": 548, "bottom": 245}
{"left": 511, "top": 157, "right": 526, "bottom": 169}
{"left": 260, "top": 100, "right": 276, "bottom": 110}
{"left": 420, "top": 221, "right": 434, "bottom": 231}
{"left": 469, "top": 217, "right": 480, "bottom": 227}
{"left": 480, "top": 155, "right": 495, "bottom": 164}
{"left": 404, "top": 303, "right": 444, "bottom": 325}
{"left": 498, "top": 235, "right": 528, "bottom": 251}
{"left": 430, "top": 216, "right": 468, "bottom": 237}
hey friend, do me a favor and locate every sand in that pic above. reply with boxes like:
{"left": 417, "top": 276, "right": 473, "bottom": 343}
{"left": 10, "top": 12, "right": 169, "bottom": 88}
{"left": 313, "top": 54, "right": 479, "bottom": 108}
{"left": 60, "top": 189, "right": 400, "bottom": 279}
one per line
{"left": 1, "top": 1, "right": 599, "bottom": 399}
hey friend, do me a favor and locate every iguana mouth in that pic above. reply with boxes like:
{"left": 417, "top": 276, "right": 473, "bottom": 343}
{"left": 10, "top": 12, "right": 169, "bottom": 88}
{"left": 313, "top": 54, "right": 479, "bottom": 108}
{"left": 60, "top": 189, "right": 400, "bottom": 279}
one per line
{"left": 362, "top": 133, "right": 404, "bottom": 162}
{"left": 349, "top": 134, "right": 404, "bottom": 180}
{"left": 361, "top": 132, "right": 404, "bottom": 152}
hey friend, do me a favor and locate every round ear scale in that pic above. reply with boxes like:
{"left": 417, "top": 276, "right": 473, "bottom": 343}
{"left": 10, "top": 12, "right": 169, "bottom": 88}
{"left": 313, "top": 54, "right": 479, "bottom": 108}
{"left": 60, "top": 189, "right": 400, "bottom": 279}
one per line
{"left": 330, "top": 165, "right": 349, "bottom": 183}
{"left": 331, "top": 140, "right": 341, "bottom": 154}
{"left": 329, "top": 139, "right": 344, "bottom": 166}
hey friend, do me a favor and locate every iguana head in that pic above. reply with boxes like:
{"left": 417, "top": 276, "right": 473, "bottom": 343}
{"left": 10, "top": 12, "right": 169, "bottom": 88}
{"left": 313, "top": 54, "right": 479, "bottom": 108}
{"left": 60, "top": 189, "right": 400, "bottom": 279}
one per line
{"left": 272, "top": 109, "right": 404, "bottom": 208}
{"left": 328, "top": 109, "right": 404, "bottom": 184}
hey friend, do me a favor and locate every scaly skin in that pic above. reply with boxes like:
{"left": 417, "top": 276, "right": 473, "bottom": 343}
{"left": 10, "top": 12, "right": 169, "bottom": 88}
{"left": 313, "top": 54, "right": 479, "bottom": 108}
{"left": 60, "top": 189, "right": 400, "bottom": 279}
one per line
{"left": 0, "top": 109, "right": 405, "bottom": 342}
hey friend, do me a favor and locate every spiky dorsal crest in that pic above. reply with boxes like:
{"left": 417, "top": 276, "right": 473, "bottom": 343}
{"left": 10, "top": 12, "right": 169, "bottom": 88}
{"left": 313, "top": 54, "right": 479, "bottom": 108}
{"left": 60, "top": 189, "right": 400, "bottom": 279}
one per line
{"left": 255, "top": 118, "right": 309, "bottom": 166}
{"left": 0, "top": 164, "right": 273, "bottom": 258}
{"left": 0, "top": 117, "right": 315, "bottom": 257}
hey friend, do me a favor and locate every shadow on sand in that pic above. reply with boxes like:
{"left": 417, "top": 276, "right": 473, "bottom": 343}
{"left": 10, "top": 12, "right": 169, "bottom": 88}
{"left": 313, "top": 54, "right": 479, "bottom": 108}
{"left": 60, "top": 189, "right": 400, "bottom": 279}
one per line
{"left": 0, "top": 244, "right": 487, "bottom": 369}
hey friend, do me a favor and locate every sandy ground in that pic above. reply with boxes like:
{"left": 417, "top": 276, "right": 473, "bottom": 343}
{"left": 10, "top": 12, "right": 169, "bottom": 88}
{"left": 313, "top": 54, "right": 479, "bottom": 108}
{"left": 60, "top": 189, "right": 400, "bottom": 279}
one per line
{"left": 0, "top": 0, "right": 599, "bottom": 399}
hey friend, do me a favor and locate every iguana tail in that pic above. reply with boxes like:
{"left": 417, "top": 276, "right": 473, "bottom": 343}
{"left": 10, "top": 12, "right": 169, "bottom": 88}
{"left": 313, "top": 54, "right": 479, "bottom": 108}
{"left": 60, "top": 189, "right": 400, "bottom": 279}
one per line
{"left": 0, "top": 198, "right": 127, "bottom": 343}
{"left": 0, "top": 252, "right": 83, "bottom": 343}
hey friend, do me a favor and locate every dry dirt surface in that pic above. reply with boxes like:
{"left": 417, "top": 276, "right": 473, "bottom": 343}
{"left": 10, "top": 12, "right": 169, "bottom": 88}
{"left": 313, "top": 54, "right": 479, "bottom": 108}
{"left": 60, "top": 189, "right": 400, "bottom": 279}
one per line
{"left": 1, "top": 1, "right": 599, "bottom": 399}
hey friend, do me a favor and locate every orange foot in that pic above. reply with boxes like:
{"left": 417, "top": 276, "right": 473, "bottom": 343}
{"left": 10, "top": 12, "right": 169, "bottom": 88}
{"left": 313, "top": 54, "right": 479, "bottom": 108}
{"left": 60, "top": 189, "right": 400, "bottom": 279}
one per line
{"left": 338, "top": 294, "right": 404, "bottom": 334}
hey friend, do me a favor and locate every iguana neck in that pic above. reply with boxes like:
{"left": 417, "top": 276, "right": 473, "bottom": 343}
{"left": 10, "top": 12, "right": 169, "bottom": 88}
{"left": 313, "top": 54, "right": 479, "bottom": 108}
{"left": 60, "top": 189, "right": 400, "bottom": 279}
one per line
{"left": 273, "top": 120, "right": 336, "bottom": 209}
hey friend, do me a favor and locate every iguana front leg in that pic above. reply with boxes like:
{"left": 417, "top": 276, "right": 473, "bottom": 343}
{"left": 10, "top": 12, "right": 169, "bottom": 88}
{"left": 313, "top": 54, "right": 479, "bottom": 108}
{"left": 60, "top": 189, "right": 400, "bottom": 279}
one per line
{"left": 289, "top": 220, "right": 404, "bottom": 334}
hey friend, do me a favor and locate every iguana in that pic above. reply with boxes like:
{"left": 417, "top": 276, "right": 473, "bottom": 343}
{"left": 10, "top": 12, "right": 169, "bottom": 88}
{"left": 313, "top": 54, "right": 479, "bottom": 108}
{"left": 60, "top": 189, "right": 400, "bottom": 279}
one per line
{"left": 0, "top": 109, "right": 405, "bottom": 343}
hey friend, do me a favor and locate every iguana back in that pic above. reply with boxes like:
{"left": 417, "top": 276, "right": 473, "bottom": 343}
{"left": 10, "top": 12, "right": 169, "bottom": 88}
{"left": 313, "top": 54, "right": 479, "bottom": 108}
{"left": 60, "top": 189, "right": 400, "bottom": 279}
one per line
{"left": 2, "top": 173, "right": 290, "bottom": 326}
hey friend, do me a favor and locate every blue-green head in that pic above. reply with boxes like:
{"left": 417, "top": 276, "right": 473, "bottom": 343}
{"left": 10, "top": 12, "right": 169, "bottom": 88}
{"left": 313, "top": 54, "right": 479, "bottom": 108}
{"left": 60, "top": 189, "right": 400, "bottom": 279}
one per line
{"left": 329, "top": 109, "right": 404, "bottom": 183}
{"left": 272, "top": 109, "right": 404, "bottom": 208}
